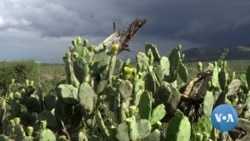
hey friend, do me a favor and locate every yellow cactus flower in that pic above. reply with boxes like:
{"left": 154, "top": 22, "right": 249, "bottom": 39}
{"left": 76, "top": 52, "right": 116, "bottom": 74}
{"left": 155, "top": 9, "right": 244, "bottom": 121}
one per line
{"left": 197, "top": 61, "right": 203, "bottom": 67}
{"left": 124, "top": 66, "right": 133, "bottom": 74}
{"left": 112, "top": 43, "right": 120, "bottom": 51}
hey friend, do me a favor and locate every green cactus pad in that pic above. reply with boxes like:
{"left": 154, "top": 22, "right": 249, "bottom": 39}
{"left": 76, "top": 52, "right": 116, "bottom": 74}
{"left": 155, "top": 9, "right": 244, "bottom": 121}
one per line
{"left": 14, "top": 124, "right": 26, "bottom": 140}
{"left": 118, "top": 80, "right": 133, "bottom": 100}
{"left": 56, "top": 84, "right": 78, "bottom": 105}
{"left": 132, "top": 79, "right": 144, "bottom": 106}
{"left": 145, "top": 43, "right": 161, "bottom": 62}
{"left": 133, "top": 78, "right": 145, "bottom": 94}
{"left": 136, "top": 52, "right": 150, "bottom": 69}
{"left": 218, "top": 68, "right": 228, "bottom": 91}
{"left": 25, "top": 97, "right": 41, "bottom": 113}
{"left": 239, "top": 74, "right": 249, "bottom": 93}
{"left": 145, "top": 129, "right": 161, "bottom": 141}
{"left": 192, "top": 114, "right": 212, "bottom": 137}
{"left": 10, "top": 101, "right": 21, "bottom": 117}
{"left": 168, "top": 47, "right": 181, "bottom": 76}
{"left": 100, "top": 85, "right": 120, "bottom": 121}
{"left": 202, "top": 91, "right": 214, "bottom": 115}
{"left": 91, "top": 50, "right": 110, "bottom": 76}
{"left": 73, "top": 57, "right": 90, "bottom": 83}
{"left": 44, "top": 94, "right": 56, "bottom": 111}
{"left": 154, "top": 64, "right": 164, "bottom": 82}
{"left": 145, "top": 72, "right": 157, "bottom": 93}
{"left": 116, "top": 122, "right": 130, "bottom": 141}
{"left": 160, "top": 57, "right": 170, "bottom": 76}
{"left": 127, "top": 116, "right": 138, "bottom": 140}
{"left": 113, "top": 58, "right": 124, "bottom": 75}
{"left": 134, "top": 117, "right": 152, "bottom": 140}
{"left": 150, "top": 104, "right": 166, "bottom": 125}
{"left": 165, "top": 112, "right": 191, "bottom": 141}
{"left": 138, "top": 91, "right": 152, "bottom": 120}
{"left": 95, "top": 110, "right": 110, "bottom": 137}
{"left": 107, "top": 55, "right": 117, "bottom": 81}
{"left": 215, "top": 79, "right": 241, "bottom": 105}
{"left": 226, "top": 79, "right": 241, "bottom": 96}
{"left": 37, "top": 129, "right": 56, "bottom": 141}
{"left": 54, "top": 100, "right": 73, "bottom": 121}
{"left": 78, "top": 83, "right": 96, "bottom": 113}
{"left": 154, "top": 83, "right": 180, "bottom": 114}
{"left": 20, "top": 111, "right": 36, "bottom": 125}
{"left": 116, "top": 117, "right": 151, "bottom": 141}
{"left": 211, "top": 62, "right": 220, "bottom": 88}
{"left": 178, "top": 63, "right": 188, "bottom": 83}
{"left": 81, "top": 47, "right": 92, "bottom": 63}
{"left": 38, "top": 111, "right": 58, "bottom": 130}
{"left": 95, "top": 80, "right": 108, "bottom": 94}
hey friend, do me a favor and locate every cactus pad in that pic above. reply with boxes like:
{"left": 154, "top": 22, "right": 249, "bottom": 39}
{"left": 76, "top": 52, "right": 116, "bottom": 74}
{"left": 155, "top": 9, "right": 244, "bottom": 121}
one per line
{"left": 145, "top": 43, "right": 161, "bottom": 62}
{"left": 165, "top": 112, "right": 191, "bottom": 141}
{"left": 56, "top": 84, "right": 78, "bottom": 105}
{"left": 78, "top": 83, "right": 96, "bottom": 113}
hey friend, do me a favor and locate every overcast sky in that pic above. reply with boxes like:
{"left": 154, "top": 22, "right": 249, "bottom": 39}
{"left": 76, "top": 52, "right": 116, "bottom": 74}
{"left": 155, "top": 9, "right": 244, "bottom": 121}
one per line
{"left": 1, "top": 0, "right": 250, "bottom": 63}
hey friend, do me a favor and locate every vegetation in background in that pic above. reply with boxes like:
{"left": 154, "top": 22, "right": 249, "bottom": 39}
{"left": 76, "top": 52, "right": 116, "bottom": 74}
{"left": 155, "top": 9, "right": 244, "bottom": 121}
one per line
{"left": 0, "top": 60, "right": 39, "bottom": 96}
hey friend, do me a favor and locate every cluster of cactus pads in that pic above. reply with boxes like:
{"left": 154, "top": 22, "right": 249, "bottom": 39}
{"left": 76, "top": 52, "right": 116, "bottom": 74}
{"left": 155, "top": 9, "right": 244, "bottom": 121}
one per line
{"left": 1, "top": 36, "right": 250, "bottom": 141}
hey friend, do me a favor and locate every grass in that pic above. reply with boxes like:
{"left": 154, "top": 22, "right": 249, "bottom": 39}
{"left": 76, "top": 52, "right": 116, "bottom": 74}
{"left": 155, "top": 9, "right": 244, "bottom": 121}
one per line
{"left": 38, "top": 63, "right": 65, "bottom": 94}
{"left": 38, "top": 60, "right": 250, "bottom": 83}
{"left": 184, "top": 60, "right": 250, "bottom": 79}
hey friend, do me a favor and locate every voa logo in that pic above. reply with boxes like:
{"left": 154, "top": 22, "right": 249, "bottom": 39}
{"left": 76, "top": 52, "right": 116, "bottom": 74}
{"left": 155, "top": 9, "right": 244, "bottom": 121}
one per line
{"left": 211, "top": 104, "right": 238, "bottom": 132}
{"left": 214, "top": 113, "right": 235, "bottom": 122}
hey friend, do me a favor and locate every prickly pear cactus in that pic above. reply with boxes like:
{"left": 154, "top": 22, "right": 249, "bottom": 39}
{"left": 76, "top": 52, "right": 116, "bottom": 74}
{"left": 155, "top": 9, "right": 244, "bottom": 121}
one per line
{"left": 191, "top": 114, "right": 213, "bottom": 141}
{"left": 165, "top": 112, "right": 191, "bottom": 141}
{"left": 116, "top": 116, "right": 152, "bottom": 141}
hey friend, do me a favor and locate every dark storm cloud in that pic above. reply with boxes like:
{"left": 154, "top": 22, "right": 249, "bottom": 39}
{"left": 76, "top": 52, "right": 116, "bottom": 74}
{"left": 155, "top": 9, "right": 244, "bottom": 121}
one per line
{"left": 1, "top": 0, "right": 250, "bottom": 62}
{"left": 123, "top": 0, "right": 250, "bottom": 47}
{"left": 2, "top": 0, "right": 250, "bottom": 45}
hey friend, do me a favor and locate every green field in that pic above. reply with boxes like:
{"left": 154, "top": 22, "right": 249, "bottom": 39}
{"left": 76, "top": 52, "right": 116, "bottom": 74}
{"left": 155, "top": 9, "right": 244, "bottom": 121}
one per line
{"left": 184, "top": 60, "right": 250, "bottom": 79}
{"left": 39, "top": 59, "right": 250, "bottom": 82}
{"left": 0, "top": 59, "right": 249, "bottom": 95}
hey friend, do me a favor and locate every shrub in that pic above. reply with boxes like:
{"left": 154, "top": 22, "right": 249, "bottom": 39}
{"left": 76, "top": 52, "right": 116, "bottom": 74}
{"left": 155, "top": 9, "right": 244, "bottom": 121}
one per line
{"left": 0, "top": 60, "right": 39, "bottom": 96}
